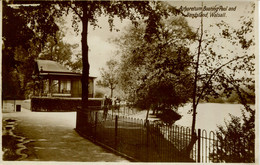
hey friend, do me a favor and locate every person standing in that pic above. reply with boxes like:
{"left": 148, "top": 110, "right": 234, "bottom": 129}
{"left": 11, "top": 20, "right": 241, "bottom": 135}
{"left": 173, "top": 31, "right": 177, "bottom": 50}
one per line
{"left": 103, "top": 95, "right": 109, "bottom": 120}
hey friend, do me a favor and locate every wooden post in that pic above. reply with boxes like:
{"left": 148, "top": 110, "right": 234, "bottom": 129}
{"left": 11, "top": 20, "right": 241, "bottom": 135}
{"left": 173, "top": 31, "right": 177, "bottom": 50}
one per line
{"left": 197, "top": 129, "right": 201, "bottom": 162}
{"left": 146, "top": 120, "right": 149, "bottom": 161}
{"left": 115, "top": 115, "right": 118, "bottom": 148}
{"left": 95, "top": 111, "right": 98, "bottom": 139}
{"left": 14, "top": 100, "right": 15, "bottom": 112}
{"left": 33, "top": 79, "right": 35, "bottom": 96}
{"left": 49, "top": 79, "right": 51, "bottom": 95}
{"left": 112, "top": 108, "right": 113, "bottom": 118}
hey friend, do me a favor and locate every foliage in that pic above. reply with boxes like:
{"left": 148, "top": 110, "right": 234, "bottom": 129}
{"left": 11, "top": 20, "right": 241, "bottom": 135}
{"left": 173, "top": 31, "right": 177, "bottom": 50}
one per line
{"left": 39, "top": 30, "right": 79, "bottom": 67}
{"left": 211, "top": 108, "right": 255, "bottom": 163}
{"left": 98, "top": 59, "right": 119, "bottom": 98}
{"left": 185, "top": 2, "right": 255, "bottom": 157}
{"left": 190, "top": 4, "right": 255, "bottom": 117}
{"left": 2, "top": 1, "right": 60, "bottom": 99}
{"left": 94, "top": 85, "right": 110, "bottom": 98}
{"left": 2, "top": 1, "right": 86, "bottom": 99}
{"left": 56, "top": 1, "right": 181, "bottom": 109}
{"left": 3, "top": 0, "right": 190, "bottom": 134}
{"left": 31, "top": 97, "right": 102, "bottom": 112}
{"left": 3, "top": 1, "right": 180, "bottom": 108}
{"left": 69, "top": 55, "right": 83, "bottom": 72}
{"left": 114, "top": 16, "right": 195, "bottom": 112}
{"left": 94, "top": 89, "right": 105, "bottom": 98}
{"left": 156, "top": 109, "right": 182, "bottom": 125}
{"left": 191, "top": 3, "right": 255, "bottom": 109}
{"left": 207, "top": 88, "right": 255, "bottom": 104}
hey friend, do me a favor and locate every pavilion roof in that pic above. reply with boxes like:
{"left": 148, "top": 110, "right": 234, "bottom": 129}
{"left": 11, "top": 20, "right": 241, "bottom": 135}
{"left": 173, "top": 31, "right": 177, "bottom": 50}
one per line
{"left": 36, "top": 60, "right": 96, "bottom": 78}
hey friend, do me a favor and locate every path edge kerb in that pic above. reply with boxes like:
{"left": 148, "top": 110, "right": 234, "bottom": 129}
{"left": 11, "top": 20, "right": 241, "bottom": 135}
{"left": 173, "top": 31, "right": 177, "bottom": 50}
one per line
{"left": 74, "top": 128, "right": 139, "bottom": 162}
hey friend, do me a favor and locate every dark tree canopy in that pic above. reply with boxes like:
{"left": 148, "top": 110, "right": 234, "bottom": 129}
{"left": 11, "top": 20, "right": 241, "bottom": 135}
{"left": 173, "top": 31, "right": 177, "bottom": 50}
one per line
{"left": 2, "top": 1, "right": 60, "bottom": 99}
{"left": 114, "top": 16, "right": 195, "bottom": 111}
{"left": 55, "top": 1, "right": 181, "bottom": 109}
{"left": 2, "top": 0, "right": 181, "bottom": 106}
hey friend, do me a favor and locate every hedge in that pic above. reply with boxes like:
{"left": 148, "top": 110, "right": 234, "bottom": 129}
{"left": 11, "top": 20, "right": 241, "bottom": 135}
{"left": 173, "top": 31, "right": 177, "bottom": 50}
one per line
{"left": 31, "top": 97, "right": 103, "bottom": 112}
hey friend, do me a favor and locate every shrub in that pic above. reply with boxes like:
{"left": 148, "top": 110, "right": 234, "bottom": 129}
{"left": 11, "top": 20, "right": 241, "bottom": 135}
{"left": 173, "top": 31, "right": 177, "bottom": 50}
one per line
{"left": 31, "top": 97, "right": 103, "bottom": 112}
{"left": 156, "top": 109, "right": 182, "bottom": 125}
{"left": 211, "top": 108, "right": 255, "bottom": 163}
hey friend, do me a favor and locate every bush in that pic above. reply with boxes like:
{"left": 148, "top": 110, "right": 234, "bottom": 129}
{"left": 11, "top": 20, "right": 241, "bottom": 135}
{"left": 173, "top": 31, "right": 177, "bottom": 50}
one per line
{"left": 156, "top": 109, "right": 182, "bottom": 125}
{"left": 31, "top": 97, "right": 103, "bottom": 112}
{"left": 211, "top": 108, "right": 255, "bottom": 163}
{"left": 95, "top": 91, "right": 104, "bottom": 98}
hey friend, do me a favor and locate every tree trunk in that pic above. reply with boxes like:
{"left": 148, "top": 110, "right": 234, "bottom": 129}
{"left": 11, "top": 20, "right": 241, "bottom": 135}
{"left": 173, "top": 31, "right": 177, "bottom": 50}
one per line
{"left": 183, "top": 6, "right": 204, "bottom": 157}
{"left": 110, "top": 88, "right": 113, "bottom": 99}
{"left": 81, "top": 4, "right": 90, "bottom": 110}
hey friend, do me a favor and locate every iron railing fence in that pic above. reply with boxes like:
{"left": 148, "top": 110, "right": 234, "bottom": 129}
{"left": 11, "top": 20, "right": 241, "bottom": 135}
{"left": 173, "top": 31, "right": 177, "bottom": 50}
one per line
{"left": 106, "top": 104, "right": 140, "bottom": 116}
{"left": 77, "top": 110, "right": 235, "bottom": 162}
{"left": 77, "top": 110, "right": 254, "bottom": 162}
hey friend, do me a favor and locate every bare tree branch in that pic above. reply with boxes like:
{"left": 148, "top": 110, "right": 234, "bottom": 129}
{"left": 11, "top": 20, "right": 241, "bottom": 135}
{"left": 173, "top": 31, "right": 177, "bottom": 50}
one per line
{"left": 195, "top": 55, "right": 248, "bottom": 107}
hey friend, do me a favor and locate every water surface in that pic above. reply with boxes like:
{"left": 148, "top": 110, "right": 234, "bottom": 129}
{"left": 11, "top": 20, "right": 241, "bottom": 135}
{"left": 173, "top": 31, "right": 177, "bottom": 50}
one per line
{"left": 175, "top": 103, "right": 255, "bottom": 132}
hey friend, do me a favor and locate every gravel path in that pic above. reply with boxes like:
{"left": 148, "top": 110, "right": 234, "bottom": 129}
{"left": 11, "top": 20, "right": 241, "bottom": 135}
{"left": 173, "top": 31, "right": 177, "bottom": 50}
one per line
{"left": 2, "top": 108, "right": 129, "bottom": 162}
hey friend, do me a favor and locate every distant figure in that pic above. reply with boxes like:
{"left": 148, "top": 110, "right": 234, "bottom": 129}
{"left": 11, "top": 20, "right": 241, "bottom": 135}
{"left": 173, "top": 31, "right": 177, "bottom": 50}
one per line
{"left": 115, "top": 97, "right": 120, "bottom": 111}
{"left": 103, "top": 95, "right": 109, "bottom": 120}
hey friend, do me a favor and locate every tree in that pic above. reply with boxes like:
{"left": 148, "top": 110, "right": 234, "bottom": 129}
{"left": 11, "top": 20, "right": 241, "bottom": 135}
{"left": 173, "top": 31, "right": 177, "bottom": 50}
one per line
{"left": 39, "top": 30, "right": 78, "bottom": 66}
{"left": 98, "top": 59, "right": 119, "bottom": 98}
{"left": 3, "top": 1, "right": 183, "bottom": 108}
{"left": 114, "top": 16, "right": 195, "bottom": 121}
{"left": 38, "top": 16, "right": 82, "bottom": 70}
{"left": 55, "top": 1, "right": 180, "bottom": 109}
{"left": 184, "top": 2, "right": 255, "bottom": 157}
{"left": 69, "top": 54, "right": 83, "bottom": 72}
{"left": 2, "top": 1, "right": 60, "bottom": 99}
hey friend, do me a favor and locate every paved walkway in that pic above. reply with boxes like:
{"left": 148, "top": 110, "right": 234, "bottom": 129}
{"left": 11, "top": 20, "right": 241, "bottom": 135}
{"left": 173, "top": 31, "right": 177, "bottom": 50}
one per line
{"left": 2, "top": 107, "right": 129, "bottom": 162}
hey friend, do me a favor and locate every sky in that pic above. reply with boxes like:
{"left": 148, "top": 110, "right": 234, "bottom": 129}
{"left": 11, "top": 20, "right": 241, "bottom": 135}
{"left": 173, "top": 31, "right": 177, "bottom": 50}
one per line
{"left": 62, "top": 1, "right": 256, "bottom": 78}
{"left": 63, "top": 14, "right": 129, "bottom": 77}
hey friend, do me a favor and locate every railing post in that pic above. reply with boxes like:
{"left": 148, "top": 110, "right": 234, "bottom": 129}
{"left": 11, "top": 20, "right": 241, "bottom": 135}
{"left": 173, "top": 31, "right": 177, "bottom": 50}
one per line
{"left": 146, "top": 120, "right": 149, "bottom": 161}
{"left": 115, "top": 115, "right": 118, "bottom": 148}
{"left": 112, "top": 106, "right": 114, "bottom": 118}
{"left": 216, "top": 135, "right": 218, "bottom": 162}
{"left": 14, "top": 100, "right": 16, "bottom": 112}
{"left": 95, "top": 111, "right": 98, "bottom": 139}
{"left": 197, "top": 129, "right": 201, "bottom": 163}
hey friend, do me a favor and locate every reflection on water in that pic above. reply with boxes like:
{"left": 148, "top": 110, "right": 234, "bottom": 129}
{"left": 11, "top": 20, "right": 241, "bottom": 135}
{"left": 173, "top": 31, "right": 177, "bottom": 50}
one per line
{"left": 175, "top": 103, "right": 255, "bottom": 132}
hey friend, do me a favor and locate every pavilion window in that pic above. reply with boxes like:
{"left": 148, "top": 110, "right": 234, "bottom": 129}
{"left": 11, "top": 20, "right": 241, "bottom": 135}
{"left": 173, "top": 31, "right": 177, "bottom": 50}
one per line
{"left": 60, "top": 80, "right": 71, "bottom": 94}
{"left": 42, "top": 79, "right": 49, "bottom": 94}
{"left": 51, "top": 80, "right": 59, "bottom": 93}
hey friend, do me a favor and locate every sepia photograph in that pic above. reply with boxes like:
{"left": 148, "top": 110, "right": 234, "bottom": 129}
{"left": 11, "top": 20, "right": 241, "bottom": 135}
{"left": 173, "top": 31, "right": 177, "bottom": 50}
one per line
{"left": 1, "top": 0, "right": 258, "bottom": 164}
